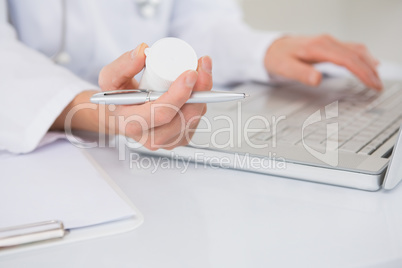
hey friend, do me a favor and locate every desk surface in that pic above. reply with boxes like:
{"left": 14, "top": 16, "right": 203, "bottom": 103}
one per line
{"left": 1, "top": 143, "right": 402, "bottom": 268}
{"left": 2, "top": 64, "right": 402, "bottom": 267}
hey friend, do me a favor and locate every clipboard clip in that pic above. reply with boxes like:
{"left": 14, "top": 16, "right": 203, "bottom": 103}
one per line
{"left": 0, "top": 220, "right": 66, "bottom": 248}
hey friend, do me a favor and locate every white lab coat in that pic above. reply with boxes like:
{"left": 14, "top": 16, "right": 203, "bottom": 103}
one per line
{"left": 0, "top": 0, "right": 280, "bottom": 153}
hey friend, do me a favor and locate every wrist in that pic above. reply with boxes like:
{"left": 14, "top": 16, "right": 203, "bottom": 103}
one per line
{"left": 51, "top": 90, "right": 101, "bottom": 133}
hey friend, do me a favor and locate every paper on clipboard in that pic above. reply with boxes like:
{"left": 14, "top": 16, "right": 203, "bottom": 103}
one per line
{"left": 0, "top": 140, "right": 143, "bottom": 255}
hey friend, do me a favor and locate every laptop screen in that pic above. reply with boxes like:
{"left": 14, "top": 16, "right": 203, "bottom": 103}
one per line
{"left": 383, "top": 125, "right": 402, "bottom": 190}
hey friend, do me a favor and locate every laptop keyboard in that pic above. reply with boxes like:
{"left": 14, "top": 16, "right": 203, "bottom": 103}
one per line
{"left": 252, "top": 83, "right": 402, "bottom": 155}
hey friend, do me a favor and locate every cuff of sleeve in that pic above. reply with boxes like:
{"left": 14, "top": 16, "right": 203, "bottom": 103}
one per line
{"left": 15, "top": 81, "right": 96, "bottom": 154}
{"left": 244, "top": 30, "right": 284, "bottom": 83}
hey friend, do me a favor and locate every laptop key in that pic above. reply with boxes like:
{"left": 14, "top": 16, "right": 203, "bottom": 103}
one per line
{"left": 340, "top": 140, "right": 366, "bottom": 153}
{"left": 358, "top": 146, "right": 377, "bottom": 155}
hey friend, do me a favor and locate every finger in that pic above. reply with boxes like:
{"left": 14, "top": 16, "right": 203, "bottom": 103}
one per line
{"left": 142, "top": 111, "right": 186, "bottom": 150}
{"left": 328, "top": 43, "right": 383, "bottom": 90}
{"left": 143, "top": 103, "right": 207, "bottom": 151}
{"left": 163, "top": 137, "right": 191, "bottom": 150}
{"left": 345, "top": 43, "right": 380, "bottom": 69}
{"left": 167, "top": 103, "right": 208, "bottom": 149}
{"left": 163, "top": 109, "right": 206, "bottom": 150}
{"left": 194, "top": 56, "right": 213, "bottom": 92}
{"left": 299, "top": 38, "right": 382, "bottom": 90}
{"left": 162, "top": 124, "right": 197, "bottom": 150}
{"left": 141, "top": 117, "right": 192, "bottom": 151}
{"left": 201, "top": 104, "right": 207, "bottom": 116}
{"left": 179, "top": 56, "right": 213, "bottom": 123}
{"left": 142, "top": 56, "right": 210, "bottom": 129}
{"left": 147, "top": 102, "right": 205, "bottom": 149}
{"left": 118, "top": 69, "right": 198, "bottom": 141}
{"left": 134, "top": 70, "right": 198, "bottom": 128}
{"left": 179, "top": 105, "right": 207, "bottom": 146}
{"left": 98, "top": 43, "right": 148, "bottom": 91}
{"left": 276, "top": 57, "right": 322, "bottom": 86}
{"left": 182, "top": 109, "right": 205, "bottom": 142}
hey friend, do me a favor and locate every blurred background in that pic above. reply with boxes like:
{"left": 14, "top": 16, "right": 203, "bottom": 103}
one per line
{"left": 236, "top": 0, "right": 402, "bottom": 64}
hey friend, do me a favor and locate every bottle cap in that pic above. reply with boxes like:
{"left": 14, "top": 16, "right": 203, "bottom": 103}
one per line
{"left": 139, "top": 37, "right": 198, "bottom": 92}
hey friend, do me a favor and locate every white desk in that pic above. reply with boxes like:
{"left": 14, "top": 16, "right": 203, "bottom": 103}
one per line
{"left": 2, "top": 63, "right": 402, "bottom": 267}
{"left": 1, "top": 142, "right": 402, "bottom": 268}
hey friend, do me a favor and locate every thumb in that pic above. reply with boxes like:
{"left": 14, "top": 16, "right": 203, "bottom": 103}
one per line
{"left": 98, "top": 43, "right": 148, "bottom": 91}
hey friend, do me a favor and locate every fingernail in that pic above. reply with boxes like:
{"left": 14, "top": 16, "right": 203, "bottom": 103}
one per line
{"left": 131, "top": 43, "right": 144, "bottom": 59}
{"left": 186, "top": 70, "right": 198, "bottom": 87}
{"left": 202, "top": 56, "right": 212, "bottom": 75}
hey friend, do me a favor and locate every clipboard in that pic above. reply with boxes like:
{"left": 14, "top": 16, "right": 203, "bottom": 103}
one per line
{"left": 0, "top": 143, "right": 144, "bottom": 256}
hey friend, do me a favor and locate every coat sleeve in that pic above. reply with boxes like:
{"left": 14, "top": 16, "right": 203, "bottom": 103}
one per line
{"left": 0, "top": 0, "right": 96, "bottom": 153}
{"left": 168, "top": 0, "right": 282, "bottom": 85}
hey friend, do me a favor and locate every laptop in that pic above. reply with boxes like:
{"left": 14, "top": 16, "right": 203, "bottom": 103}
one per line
{"left": 133, "top": 78, "right": 402, "bottom": 191}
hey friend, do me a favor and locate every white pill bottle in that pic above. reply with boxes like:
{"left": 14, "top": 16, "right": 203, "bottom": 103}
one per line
{"left": 139, "top": 37, "right": 198, "bottom": 92}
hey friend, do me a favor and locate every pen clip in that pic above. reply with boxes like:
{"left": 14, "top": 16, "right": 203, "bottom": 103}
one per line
{"left": 102, "top": 89, "right": 149, "bottom": 96}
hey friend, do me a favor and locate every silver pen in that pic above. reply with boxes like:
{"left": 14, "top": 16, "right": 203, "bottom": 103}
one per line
{"left": 90, "top": 89, "right": 248, "bottom": 105}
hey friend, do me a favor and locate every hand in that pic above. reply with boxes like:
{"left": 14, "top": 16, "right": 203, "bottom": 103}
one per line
{"left": 52, "top": 43, "right": 213, "bottom": 151}
{"left": 264, "top": 35, "right": 382, "bottom": 90}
